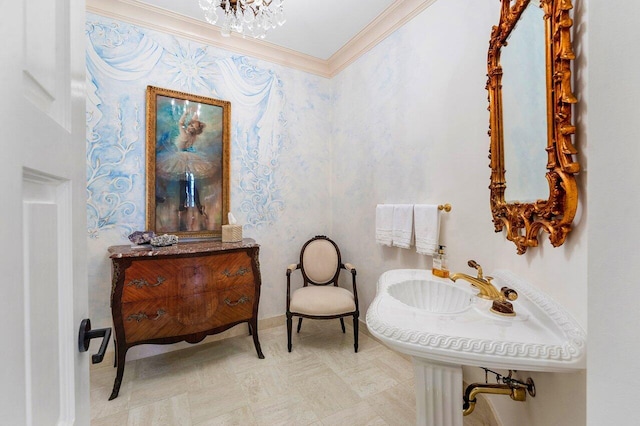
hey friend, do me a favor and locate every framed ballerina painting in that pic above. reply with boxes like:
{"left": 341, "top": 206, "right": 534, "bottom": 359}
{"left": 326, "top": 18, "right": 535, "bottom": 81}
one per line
{"left": 145, "top": 86, "right": 230, "bottom": 239}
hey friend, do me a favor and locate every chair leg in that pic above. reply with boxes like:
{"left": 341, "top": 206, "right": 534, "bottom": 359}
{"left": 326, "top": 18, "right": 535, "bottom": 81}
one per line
{"left": 340, "top": 318, "right": 346, "bottom": 333}
{"left": 353, "top": 315, "right": 359, "bottom": 353}
{"left": 297, "top": 317, "right": 303, "bottom": 333}
{"left": 287, "top": 313, "right": 293, "bottom": 352}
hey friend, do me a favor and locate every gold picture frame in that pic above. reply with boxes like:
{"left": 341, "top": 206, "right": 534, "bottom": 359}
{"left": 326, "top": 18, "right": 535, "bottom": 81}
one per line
{"left": 145, "top": 86, "right": 231, "bottom": 239}
{"left": 487, "top": 0, "right": 579, "bottom": 254}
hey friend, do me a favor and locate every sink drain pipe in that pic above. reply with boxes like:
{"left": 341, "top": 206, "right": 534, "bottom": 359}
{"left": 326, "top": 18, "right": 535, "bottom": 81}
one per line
{"left": 463, "top": 369, "right": 536, "bottom": 416}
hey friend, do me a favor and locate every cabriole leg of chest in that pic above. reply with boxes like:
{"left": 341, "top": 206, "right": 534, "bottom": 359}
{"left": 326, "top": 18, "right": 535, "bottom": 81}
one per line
{"left": 250, "top": 316, "right": 264, "bottom": 359}
{"left": 109, "top": 345, "right": 128, "bottom": 400}
{"left": 109, "top": 258, "right": 131, "bottom": 400}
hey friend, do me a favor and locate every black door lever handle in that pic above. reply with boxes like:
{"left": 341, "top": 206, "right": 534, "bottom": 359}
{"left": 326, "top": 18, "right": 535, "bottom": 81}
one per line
{"left": 78, "top": 318, "right": 112, "bottom": 364}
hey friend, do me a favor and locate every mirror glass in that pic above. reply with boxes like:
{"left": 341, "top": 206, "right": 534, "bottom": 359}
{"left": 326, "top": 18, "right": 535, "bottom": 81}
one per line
{"left": 501, "top": 1, "right": 547, "bottom": 202}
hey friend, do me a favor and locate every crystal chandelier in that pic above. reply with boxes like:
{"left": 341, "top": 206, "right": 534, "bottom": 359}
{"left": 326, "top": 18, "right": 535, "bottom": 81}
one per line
{"left": 198, "top": 0, "right": 286, "bottom": 39}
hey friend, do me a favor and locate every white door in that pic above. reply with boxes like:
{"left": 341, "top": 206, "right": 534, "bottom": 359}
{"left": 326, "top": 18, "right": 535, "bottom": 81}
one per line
{"left": 0, "top": 0, "right": 91, "bottom": 424}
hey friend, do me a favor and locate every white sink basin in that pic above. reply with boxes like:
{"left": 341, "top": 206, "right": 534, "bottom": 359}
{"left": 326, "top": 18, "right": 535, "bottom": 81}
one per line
{"left": 387, "top": 279, "right": 473, "bottom": 314}
{"left": 366, "top": 269, "right": 586, "bottom": 372}
{"left": 366, "top": 269, "right": 587, "bottom": 426}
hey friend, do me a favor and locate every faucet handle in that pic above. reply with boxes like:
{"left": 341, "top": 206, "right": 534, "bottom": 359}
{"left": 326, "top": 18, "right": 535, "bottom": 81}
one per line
{"left": 467, "top": 260, "right": 484, "bottom": 279}
{"left": 501, "top": 287, "right": 518, "bottom": 301}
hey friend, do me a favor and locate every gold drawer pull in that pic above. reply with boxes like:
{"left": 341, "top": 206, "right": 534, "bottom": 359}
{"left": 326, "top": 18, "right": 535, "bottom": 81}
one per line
{"left": 222, "top": 267, "right": 249, "bottom": 278}
{"left": 127, "top": 276, "right": 166, "bottom": 288}
{"left": 126, "top": 309, "right": 166, "bottom": 322}
{"left": 224, "top": 296, "right": 251, "bottom": 307}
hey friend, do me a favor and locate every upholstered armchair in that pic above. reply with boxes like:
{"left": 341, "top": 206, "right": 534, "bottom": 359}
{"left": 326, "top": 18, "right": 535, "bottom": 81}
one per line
{"left": 286, "top": 235, "right": 359, "bottom": 352}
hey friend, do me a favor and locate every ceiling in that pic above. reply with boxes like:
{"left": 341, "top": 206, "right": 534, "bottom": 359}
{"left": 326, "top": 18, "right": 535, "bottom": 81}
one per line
{"left": 87, "top": 0, "right": 437, "bottom": 77}
{"left": 137, "top": 0, "right": 395, "bottom": 60}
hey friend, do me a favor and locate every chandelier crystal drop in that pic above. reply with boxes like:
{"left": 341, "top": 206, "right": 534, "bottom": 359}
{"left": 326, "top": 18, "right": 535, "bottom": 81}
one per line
{"left": 198, "top": 0, "right": 286, "bottom": 39}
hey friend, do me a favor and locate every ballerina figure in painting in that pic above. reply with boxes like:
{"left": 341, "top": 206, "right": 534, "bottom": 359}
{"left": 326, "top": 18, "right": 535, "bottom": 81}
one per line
{"left": 156, "top": 107, "right": 215, "bottom": 231}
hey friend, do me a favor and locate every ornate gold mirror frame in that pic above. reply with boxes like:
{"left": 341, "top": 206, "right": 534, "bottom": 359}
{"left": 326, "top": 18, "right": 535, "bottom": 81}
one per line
{"left": 487, "top": 0, "right": 579, "bottom": 254}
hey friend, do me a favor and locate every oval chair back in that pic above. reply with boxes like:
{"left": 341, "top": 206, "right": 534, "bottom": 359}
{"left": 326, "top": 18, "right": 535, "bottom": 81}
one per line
{"left": 300, "top": 236, "right": 341, "bottom": 286}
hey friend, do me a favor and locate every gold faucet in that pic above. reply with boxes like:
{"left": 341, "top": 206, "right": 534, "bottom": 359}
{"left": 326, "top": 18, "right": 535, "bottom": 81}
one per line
{"left": 450, "top": 260, "right": 502, "bottom": 300}
{"left": 463, "top": 371, "right": 535, "bottom": 416}
{"left": 450, "top": 260, "right": 518, "bottom": 316}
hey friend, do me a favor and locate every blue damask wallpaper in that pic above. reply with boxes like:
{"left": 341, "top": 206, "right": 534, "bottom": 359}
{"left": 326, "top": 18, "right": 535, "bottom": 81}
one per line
{"left": 86, "top": 14, "right": 332, "bottom": 328}
{"left": 86, "top": 18, "right": 291, "bottom": 237}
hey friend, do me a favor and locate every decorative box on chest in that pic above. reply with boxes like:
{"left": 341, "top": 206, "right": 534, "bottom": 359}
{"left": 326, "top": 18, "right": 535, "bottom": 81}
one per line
{"left": 107, "top": 239, "right": 264, "bottom": 400}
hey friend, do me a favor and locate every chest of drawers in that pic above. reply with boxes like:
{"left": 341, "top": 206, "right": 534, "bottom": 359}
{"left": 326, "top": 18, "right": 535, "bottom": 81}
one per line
{"left": 107, "top": 239, "right": 264, "bottom": 400}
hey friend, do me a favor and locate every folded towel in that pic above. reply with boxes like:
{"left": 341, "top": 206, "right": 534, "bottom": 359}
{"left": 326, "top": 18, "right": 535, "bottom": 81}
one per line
{"left": 375, "top": 204, "right": 394, "bottom": 246}
{"left": 414, "top": 204, "right": 440, "bottom": 255}
{"left": 392, "top": 204, "right": 414, "bottom": 249}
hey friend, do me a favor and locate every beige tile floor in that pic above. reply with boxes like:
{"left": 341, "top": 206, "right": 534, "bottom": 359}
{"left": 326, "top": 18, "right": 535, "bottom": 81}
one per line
{"left": 90, "top": 320, "right": 497, "bottom": 425}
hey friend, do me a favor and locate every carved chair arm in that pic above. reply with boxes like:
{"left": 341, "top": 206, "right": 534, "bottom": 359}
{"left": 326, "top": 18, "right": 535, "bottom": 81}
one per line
{"left": 286, "top": 264, "right": 300, "bottom": 307}
{"left": 286, "top": 263, "right": 299, "bottom": 275}
{"left": 341, "top": 263, "right": 358, "bottom": 306}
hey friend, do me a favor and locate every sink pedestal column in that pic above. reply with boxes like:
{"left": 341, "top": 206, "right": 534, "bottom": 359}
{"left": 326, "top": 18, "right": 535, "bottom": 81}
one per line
{"left": 413, "top": 358, "right": 463, "bottom": 426}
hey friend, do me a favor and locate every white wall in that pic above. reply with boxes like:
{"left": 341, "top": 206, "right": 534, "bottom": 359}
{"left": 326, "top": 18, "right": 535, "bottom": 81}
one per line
{"left": 587, "top": 1, "right": 640, "bottom": 424}
{"left": 332, "top": 0, "right": 587, "bottom": 424}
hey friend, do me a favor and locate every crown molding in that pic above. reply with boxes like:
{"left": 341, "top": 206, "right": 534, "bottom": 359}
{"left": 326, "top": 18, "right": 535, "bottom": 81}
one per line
{"left": 327, "top": 0, "right": 439, "bottom": 76}
{"left": 86, "top": 0, "right": 437, "bottom": 78}
{"left": 86, "top": 0, "right": 329, "bottom": 76}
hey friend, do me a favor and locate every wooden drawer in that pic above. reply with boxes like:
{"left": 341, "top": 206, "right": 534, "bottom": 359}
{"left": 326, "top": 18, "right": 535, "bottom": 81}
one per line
{"left": 120, "top": 258, "right": 180, "bottom": 302}
{"left": 121, "top": 284, "right": 255, "bottom": 342}
{"left": 121, "top": 251, "right": 254, "bottom": 303}
{"left": 214, "top": 284, "right": 256, "bottom": 325}
{"left": 206, "top": 251, "right": 256, "bottom": 290}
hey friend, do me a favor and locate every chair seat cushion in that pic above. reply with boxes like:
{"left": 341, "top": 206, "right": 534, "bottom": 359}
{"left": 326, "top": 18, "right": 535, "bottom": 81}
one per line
{"left": 290, "top": 286, "right": 356, "bottom": 316}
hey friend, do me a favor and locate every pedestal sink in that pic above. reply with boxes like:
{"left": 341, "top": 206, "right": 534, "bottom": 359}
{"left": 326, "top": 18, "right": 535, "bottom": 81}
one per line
{"left": 366, "top": 269, "right": 586, "bottom": 426}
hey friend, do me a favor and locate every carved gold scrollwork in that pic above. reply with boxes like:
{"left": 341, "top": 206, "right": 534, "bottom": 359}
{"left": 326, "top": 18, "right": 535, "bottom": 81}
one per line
{"left": 253, "top": 249, "right": 260, "bottom": 270}
{"left": 127, "top": 276, "right": 166, "bottom": 288}
{"left": 224, "top": 296, "right": 250, "bottom": 306}
{"left": 222, "top": 267, "right": 249, "bottom": 277}
{"left": 111, "top": 261, "right": 123, "bottom": 300}
{"left": 126, "top": 309, "right": 166, "bottom": 322}
{"left": 487, "top": 0, "right": 580, "bottom": 254}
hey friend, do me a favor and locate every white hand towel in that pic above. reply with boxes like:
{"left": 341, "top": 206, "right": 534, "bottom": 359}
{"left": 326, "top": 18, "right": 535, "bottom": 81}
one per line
{"left": 414, "top": 204, "right": 440, "bottom": 255}
{"left": 375, "top": 204, "right": 394, "bottom": 246}
{"left": 392, "top": 204, "right": 414, "bottom": 249}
